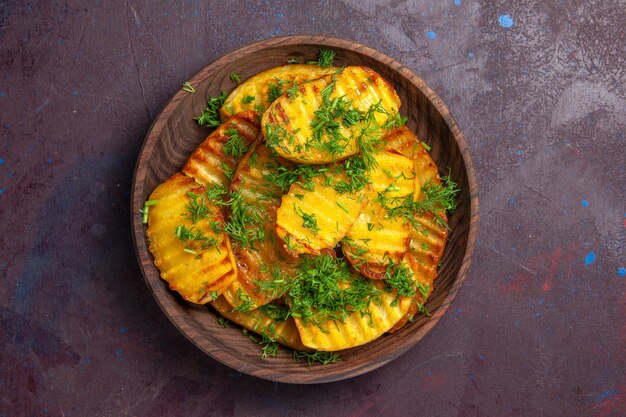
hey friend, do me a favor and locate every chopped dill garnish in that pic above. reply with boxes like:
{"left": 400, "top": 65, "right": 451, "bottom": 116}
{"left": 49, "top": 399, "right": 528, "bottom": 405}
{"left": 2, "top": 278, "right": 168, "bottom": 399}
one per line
{"left": 184, "top": 192, "right": 211, "bottom": 223}
{"left": 174, "top": 225, "right": 219, "bottom": 252}
{"left": 311, "top": 49, "right": 336, "bottom": 68}
{"left": 217, "top": 316, "right": 231, "bottom": 327}
{"left": 241, "top": 94, "right": 255, "bottom": 105}
{"left": 230, "top": 73, "right": 241, "bottom": 84}
{"left": 231, "top": 288, "right": 254, "bottom": 312}
{"left": 295, "top": 205, "right": 321, "bottom": 235}
{"left": 267, "top": 78, "right": 290, "bottom": 102}
{"left": 194, "top": 92, "right": 228, "bottom": 129}
{"left": 421, "top": 141, "right": 432, "bottom": 151}
{"left": 259, "top": 303, "right": 291, "bottom": 322}
{"left": 287, "top": 58, "right": 301, "bottom": 64}
{"left": 263, "top": 163, "right": 320, "bottom": 191}
{"left": 293, "top": 350, "right": 341, "bottom": 366}
{"left": 181, "top": 82, "right": 195, "bottom": 93}
{"left": 223, "top": 127, "right": 248, "bottom": 158}
{"left": 140, "top": 199, "right": 159, "bottom": 224}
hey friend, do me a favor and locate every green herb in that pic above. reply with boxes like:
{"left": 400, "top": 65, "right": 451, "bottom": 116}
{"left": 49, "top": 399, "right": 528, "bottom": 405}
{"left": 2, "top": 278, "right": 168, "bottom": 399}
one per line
{"left": 293, "top": 350, "right": 341, "bottom": 366}
{"left": 421, "top": 141, "right": 432, "bottom": 151}
{"left": 312, "top": 49, "right": 336, "bottom": 68}
{"left": 217, "top": 190, "right": 266, "bottom": 249}
{"left": 140, "top": 200, "right": 159, "bottom": 224}
{"left": 287, "top": 58, "right": 301, "bottom": 64}
{"left": 241, "top": 94, "right": 255, "bottom": 105}
{"left": 382, "top": 112, "right": 408, "bottom": 129}
{"left": 184, "top": 192, "right": 211, "bottom": 223}
{"left": 335, "top": 201, "right": 349, "bottom": 213}
{"left": 257, "top": 254, "right": 382, "bottom": 329}
{"left": 244, "top": 325, "right": 282, "bottom": 358}
{"left": 377, "top": 172, "right": 459, "bottom": 230}
{"left": 230, "top": 73, "right": 241, "bottom": 84}
{"left": 210, "top": 290, "right": 219, "bottom": 301}
{"left": 384, "top": 260, "right": 417, "bottom": 298}
{"left": 367, "top": 222, "right": 374, "bottom": 231}
{"left": 295, "top": 205, "right": 321, "bottom": 235}
{"left": 263, "top": 163, "right": 320, "bottom": 191}
{"left": 232, "top": 288, "right": 254, "bottom": 312}
{"left": 182, "top": 82, "right": 195, "bottom": 93}
{"left": 218, "top": 316, "right": 231, "bottom": 327}
{"left": 223, "top": 127, "right": 248, "bottom": 158}
{"left": 194, "top": 92, "right": 228, "bottom": 128}
{"left": 267, "top": 78, "right": 289, "bottom": 102}
{"left": 332, "top": 156, "right": 370, "bottom": 194}
{"left": 259, "top": 303, "right": 291, "bottom": 322}
{"left": 175, "top": 225, "right": 219, "bottom": 252}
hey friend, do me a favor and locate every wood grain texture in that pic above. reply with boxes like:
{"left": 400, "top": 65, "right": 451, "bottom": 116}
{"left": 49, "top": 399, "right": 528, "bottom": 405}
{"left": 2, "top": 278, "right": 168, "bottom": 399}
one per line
{"left": 131, "top": 35, "right": 479, "bottom": 384}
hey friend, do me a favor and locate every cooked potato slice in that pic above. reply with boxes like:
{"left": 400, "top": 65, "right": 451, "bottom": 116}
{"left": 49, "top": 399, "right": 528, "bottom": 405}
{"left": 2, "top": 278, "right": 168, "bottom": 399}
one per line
{"left": 211, "top": 296, "right": 307, "bottom": 351}
{"left": 343, "top": 150, "right": 417, "bottom": 279}
{"left": 294, "top": 279, "right": 413, "bottom": 351}
{"left": 146, "top": 173, "right": 237, "bottom": 304}
{"left": 262, "top": 66, "right": 401, "bottom": 164}
{"left": 183, "top": 111, "right": 260, "bottom": 188}
{"left": 220, "top": 64, "right": 336, "bottom": 120}
{"left": 276, "top": 171, "right": 367, "bottom": 257}
{"left": 222, "top": 140, "right": 298, "bottom": 309}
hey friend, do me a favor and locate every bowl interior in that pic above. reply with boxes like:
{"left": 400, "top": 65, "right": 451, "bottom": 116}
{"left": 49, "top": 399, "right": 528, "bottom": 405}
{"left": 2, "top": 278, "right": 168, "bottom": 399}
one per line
{"left": 131, "top": 36, "right": 478, "bottom": 384}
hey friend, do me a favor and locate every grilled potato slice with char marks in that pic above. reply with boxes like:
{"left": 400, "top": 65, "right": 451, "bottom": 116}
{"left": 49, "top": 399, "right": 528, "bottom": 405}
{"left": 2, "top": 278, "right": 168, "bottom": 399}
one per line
{"left": 276, "top": 170, "right": 368, "bottom": 257}
{"left": 262, "top": 66, "right": 401, "bottom": 164}
{"left": 223, "top": 139, "right": 298, "bottom": 309}
{"left": 343, "top": 149, "right": 417, "bottom": 279}
{"left": 211, "top": 296, "right": 307, "bottom": 351}
{"left": 294, "top": 278, "right": 413, "bottom": 351}
{"left": 220, "top": 64, "right": 337, "bottom": 120}
{"left": 183, "top": 111, "right": 260, "bottom": 188}
{"left": 379, "top": 127, "right": 449, "bottom": 331}
{"left": 146, "top": 173, "right": 237, "bottom": 304}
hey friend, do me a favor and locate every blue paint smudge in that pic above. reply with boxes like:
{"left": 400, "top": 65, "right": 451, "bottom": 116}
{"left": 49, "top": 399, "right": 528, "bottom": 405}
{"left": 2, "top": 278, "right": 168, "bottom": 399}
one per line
{"left": 0, "top": 187, "right": 6, "bottom": 194}
{"left": 537, "top": 299, "right": 544, "bottom": 305}
{"left": 8, "top": 172, "right": 14, "bottom": 178}
{"left": 508, "top": 197, "right": 517, "bottom": 206}
{"left": 617, "top": 267, "right": 626, "bottom": 277}
{"left": 498, "top": 14, "right": 514, "bottom": 28}
{"left": 479, "top": 354, "right": 485, "bottom": 361}
{"left": 456, "top": 308, "right": 462, "bottom": 314}
{"left": 72, "top": 89, "right": 78, "bottom": 96}
{"left": 0, "top": 92, "right": 7, "bottom": 97}
{"left": 468, "top": 52, "right": 475, "bottom": 57}
{"left": 593, "top": 388, "right": 618, "bottom": 404}
{"left": 514, "top": 320, "right": 520, "bottom": 328}
{"left": 277, "top": 12, "right": 284, "bottom": 19}
{"left": 0, "top": 158, "right": 3, "bottom": 165}
{"left": 454, "top": 0, "right": 461, "bottom": 5}
{"left": 581, "top": 199, "right": 589, "bottom": 207}
{"left": 3, "top": 124, "right": 10, "bottom": 129}
{"left": 427, "top": 31, "right": 437, "bottom": 40}
{"left": 517, "top": 150, "right": 523, "bottom": 155}
{"left": 58, "top": 38, "right": 65, "bottom": 46}
{"left": 467, "top": 372, "right": 474, "bottom": 380}
{"left": 120, "top": 327, "right": 126, "bottom": 334}
{"left": 584, "top": 252, "right": 596, "bottom": 266}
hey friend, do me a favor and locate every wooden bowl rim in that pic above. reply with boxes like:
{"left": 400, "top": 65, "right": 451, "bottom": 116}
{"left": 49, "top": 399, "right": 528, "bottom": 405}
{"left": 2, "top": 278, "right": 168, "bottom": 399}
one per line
{"left": 131, "top": 35, "right": 480, "bottom": 384}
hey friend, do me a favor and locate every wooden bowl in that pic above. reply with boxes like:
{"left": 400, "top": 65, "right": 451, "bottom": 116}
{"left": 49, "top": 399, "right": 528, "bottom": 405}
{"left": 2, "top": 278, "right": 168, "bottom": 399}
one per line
{"left": 131, "top": 35, "right": 479, "bottom": 384}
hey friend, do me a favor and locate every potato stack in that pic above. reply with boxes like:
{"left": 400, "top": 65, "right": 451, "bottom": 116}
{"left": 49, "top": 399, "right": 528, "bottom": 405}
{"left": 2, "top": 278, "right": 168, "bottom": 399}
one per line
{"left": 144, "top": 56, "right": 454, "bottom": 354}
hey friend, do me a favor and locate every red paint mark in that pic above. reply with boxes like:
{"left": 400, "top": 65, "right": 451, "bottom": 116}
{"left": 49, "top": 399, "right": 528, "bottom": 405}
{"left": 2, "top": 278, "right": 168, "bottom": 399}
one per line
{"left": 501, "top": 244, "right": 579, "bottom": 295}
{"left": 591, "top": 384, "right": 626, "bottom": 417}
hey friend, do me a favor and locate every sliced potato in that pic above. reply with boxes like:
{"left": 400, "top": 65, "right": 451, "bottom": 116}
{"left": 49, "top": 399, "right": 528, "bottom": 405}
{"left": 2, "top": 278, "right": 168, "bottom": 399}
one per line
{"left": 183, "top": 111, "right": 260, "bottom": 188}
{"left": 220, "top": 64, "right": 336, "bottom": 120}
{"left": 211, "top": 296, "right": 307, "bottom": 351}
{"left": 262, "top": 66, "right": 401, "bottom": 164}
{"left": 343, "top": 150, "right": 417, "bottom": 279}
{"left": 222, "top": 139, "right": 298, "bottom": 309}
{"left": 276, "top": 171, "right": 367, "bottom": 257}
{"left": 146, "top": 173, "right": 237, "bottom": 304}
{"left": 294, "top": 280, "right": 413, "bottom": 351}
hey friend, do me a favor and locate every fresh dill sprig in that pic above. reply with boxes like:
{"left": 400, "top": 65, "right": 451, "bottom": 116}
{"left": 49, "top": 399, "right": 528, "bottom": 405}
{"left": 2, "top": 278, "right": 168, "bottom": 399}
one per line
{"left": 287, "top": 58, "right": 301, "bottom": 64}
{"left": 263, "top": 164, "right": 320, "bottom": 191}
{"left": 295, "top": 205, "right": 321, "bottom": 235}
{"left": 174, "top": 225, "right": 219, "bottom": 252}
{"left": 312, "top": 49, "right": 336, "bottom": 68}
{"left": 140, "top": 200, "right": 159, "bottom": 224}
{"left": 267, "top": 78, "right": 290, "bottom": 102}
{"left": 217, "top": 316, "right": 231, "bottom": 327}
{"left": 230, "top": 73, "right": 241, "bottom": 84}
{"left": 241, "top": 94, "right": 255, "bottom": 105}
{"left": 184, "top": 192, "right": 211, "bottom": 223}
{"left": 223, "top": 127, "right": 248, "bottom": 158}
{"left": 181, "top": 82, "right": 195, "bottom": 93}
{"left": 231, "top": 288, "right": 254, "bottom": 312}
{"left": 259, "top": 302, "right": 291, "bottom": 322}
{"left": 194, "top": 92, "right": 228, "bottom": 128}
{"left": 292, "top": 350, "right": 341, "bottom": 366}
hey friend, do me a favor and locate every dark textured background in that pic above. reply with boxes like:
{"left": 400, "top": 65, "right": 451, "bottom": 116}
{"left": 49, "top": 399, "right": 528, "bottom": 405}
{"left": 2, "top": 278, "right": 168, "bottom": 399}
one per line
{"left": 1, "top": 1, "right": 625, "bottom": 416}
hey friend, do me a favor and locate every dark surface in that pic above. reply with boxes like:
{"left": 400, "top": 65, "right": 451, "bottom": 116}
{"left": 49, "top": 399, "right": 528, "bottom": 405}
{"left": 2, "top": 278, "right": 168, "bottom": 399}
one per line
{"left": 1, "top": 1, "right": 624, "bottom": 416}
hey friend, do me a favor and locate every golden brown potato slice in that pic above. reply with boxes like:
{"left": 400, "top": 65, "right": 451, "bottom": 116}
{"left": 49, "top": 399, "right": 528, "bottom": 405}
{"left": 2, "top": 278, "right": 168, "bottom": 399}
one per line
{"left": 262, "top": 66, "right": 401, "bottom": 164}
{"left": 146, "top": 173, "right": 237, "bottom": 304}
{"left": 276, "top": 170, "right": 367, "bottom": 257}
{"left": 211, "top": 296, "right": 307, "bottom": 351}
{"left": 294, "top": 279, "right": 413, "bottom": 351}
{"left": 222, "top": 139, "right": 298, "bottom": 309}
{"left": 220, "top": 64, "right": 336, "bottom": 120}
{"left": 343, "top": 150, "right": 417, "bottom": 279}
{"left": 183, "top": 111, "right": 260, "bottom": 188}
